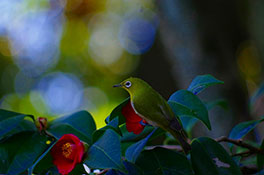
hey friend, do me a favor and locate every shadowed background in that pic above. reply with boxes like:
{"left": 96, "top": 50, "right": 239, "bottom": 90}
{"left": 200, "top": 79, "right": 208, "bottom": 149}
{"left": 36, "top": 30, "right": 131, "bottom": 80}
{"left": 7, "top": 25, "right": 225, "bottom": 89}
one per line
{"left": 0, "top": 0, "right": 263, "bottom": 140}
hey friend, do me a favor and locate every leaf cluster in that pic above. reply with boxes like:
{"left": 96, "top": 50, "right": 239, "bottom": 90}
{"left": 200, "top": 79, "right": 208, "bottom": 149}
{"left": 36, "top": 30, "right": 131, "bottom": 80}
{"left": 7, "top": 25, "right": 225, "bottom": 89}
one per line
{"left": 0, "top": 74, "right": 263, "bottom": 175}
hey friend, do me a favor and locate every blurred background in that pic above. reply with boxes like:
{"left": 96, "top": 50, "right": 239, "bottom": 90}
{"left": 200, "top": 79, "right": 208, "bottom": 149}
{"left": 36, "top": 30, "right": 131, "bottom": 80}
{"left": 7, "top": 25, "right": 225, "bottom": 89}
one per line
{"left": 0, "top": 0, "right": 264, "bottom": 139}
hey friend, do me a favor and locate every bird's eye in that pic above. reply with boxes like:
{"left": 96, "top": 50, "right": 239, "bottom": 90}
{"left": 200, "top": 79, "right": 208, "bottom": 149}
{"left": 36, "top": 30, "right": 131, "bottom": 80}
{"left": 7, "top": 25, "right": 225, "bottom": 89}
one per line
{"left": 125, "top": 81, "right": 132, "bottom": 88}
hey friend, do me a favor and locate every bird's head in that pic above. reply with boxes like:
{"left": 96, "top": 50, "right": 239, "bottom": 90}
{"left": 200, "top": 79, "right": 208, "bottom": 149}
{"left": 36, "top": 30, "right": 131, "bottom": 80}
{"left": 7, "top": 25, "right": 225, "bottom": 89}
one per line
{"left": 113, "top": 77, "right": 147, "bottom": 96}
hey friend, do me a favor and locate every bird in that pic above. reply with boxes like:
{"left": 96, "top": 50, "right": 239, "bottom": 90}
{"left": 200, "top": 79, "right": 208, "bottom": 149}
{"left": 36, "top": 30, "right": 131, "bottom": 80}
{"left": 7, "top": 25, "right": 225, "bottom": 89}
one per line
{"left": 113, "top": 77, "right": 191, "bottom": 154}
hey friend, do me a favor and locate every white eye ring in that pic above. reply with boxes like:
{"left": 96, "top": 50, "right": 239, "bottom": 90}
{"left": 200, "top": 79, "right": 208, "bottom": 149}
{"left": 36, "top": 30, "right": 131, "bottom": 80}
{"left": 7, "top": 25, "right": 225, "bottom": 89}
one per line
{"left": 125, "top": 81, "right": 132, "bottom": 88}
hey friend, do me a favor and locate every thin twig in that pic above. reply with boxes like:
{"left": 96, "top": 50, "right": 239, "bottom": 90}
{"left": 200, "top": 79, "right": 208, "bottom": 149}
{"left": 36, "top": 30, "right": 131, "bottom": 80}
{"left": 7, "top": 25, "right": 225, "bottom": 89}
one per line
{"left": 231, "top": 150, "right": 252, "bottom": 157}
{"left": 215, "top": 136, "right": 263, "bottom": 154}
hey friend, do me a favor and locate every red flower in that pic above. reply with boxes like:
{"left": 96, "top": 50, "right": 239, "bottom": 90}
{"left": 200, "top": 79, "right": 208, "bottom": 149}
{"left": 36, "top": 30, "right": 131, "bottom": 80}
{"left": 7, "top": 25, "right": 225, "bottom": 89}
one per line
{"left": 121, "top": 102, "right": 147, "bottom": 134}
{"left": 51, "top": 134, "right": 85, "bottom": 175}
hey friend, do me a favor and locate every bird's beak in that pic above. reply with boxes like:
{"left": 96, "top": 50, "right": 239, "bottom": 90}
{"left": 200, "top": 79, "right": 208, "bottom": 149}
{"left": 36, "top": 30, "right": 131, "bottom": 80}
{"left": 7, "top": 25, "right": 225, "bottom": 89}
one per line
{"left": 113, "top": 84, "right": 122, "bottom": 88}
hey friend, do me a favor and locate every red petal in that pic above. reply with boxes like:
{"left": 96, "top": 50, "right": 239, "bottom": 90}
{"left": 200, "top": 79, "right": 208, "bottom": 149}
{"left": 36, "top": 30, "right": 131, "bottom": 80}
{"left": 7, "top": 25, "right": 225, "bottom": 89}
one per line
{"left": 54, "top": 157, "right": 75, "bottom": 175}
{"left": 126, "top": 121, "right": 145, "bottom": 134}
{"left": 121, "top": 102, "right": 142, "bottom": 122}
{"left": 51, "top": 134, "right": 85, "bottom": 175}
{"left": 122, "top": 102, "right": 146, "bottom": 134}
{"left": 76, "top": 142, "right": 85, "bottom": 163}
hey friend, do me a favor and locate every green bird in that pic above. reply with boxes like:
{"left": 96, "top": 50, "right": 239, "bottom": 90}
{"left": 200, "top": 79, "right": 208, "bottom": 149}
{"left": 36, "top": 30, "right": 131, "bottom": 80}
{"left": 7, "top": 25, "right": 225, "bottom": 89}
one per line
{"left": 113, "top": 77, "right": 191, "bottom": 154}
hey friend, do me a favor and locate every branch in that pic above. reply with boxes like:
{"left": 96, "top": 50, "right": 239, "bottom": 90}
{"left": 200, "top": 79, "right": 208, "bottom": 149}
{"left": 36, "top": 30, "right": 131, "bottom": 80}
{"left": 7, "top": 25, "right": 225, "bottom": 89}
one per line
{"left": 231, "top": 150, "right": 252, "bottom": 157}
{"left": 215, "top": 136, "right": 263, "bottom": 154}
{"left": 145, "top": 145, "right": 183, "bottom": 152}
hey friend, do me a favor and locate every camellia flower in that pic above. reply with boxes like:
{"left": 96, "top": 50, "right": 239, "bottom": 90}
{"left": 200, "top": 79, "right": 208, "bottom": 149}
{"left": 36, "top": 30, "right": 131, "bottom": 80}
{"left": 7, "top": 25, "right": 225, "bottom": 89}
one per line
{"left": 121, "top": 102, "right": 147, "bottom": 134}
{"left": 51, "top": 134, "right": 85, "bottom": 175}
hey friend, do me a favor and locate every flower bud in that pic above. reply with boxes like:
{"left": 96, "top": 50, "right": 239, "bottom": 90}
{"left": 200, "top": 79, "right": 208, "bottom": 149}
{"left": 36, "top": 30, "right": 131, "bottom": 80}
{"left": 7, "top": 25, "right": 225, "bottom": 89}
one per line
{"left": 35, "top": 117, "right": 48, "bottom": 131}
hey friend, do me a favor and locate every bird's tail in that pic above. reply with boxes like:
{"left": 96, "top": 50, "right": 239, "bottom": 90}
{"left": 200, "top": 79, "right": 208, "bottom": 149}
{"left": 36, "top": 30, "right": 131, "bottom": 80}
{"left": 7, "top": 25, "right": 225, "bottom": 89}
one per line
{"left": 168, "top": 118, "right": 191, "bottom": 154}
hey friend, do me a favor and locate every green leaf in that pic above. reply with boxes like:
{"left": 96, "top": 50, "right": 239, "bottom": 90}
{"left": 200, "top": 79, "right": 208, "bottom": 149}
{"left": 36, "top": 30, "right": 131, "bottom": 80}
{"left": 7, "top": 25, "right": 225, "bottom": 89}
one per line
{"left": 0, "top": 131, "right": 49, "bottom": 175}
{"left": 179, "top": 116, "right": 198, "bottom": 133}
{"left": 229, "top": 119, "right": 264, "bottom": 140}
{"left": 205, "top": 99, "right": 229, "bottom": 111}
{"left": 0, "top": 109, "right": 32, "bottom": 121}
{"left": 0, "top": 109, "right": 35, "bottom": 139}
{"left": 69, "top": 164, "right": 87, "bottom": 175}
{"left": 92, "top": 126, "right": 121, "bottom": 144}
{"left": 122, "top": 160, "right": 143, "bottom": 175}
{"left": 92, "top": 117, "right": 122, "bottom": 143}
{"left": 120, "top": 126, "right": 165, "bottom": 155}
{"left": 106, "top": 161, "right": 143, "bottom": 175}
{"left": 104, "top": 117, "right": 122, "bottom": 136}
{"left": 169, "top": 90, "right": 211, "bottom": 130}
{"left": 191, "top": 137, "right": 241, "bottom": 175}
{"left": 49, "top": 110, "right": 96, "bottom": 144}
{"left": 29, "top": 140, "right": 57, "bottom": 174}
{"left": 228, "top": 118, "right": 264, "bottom": 150}
{"left": 120, "top": 126, "right": 162, "bottom": 156}
{"left": 32, "top": 150, "right": 56, "bottom": 174}
{"left": 2, "top": 120, "right": 36, "bottom": 141}
{"left": 257, "top": 140, "right": 264, "bottom": 169}
{"left": 187, "top": 74, "right": 224, "bottom": 95}
{"left": 85, "top": 129, "right": 126, "bottom": 172}
{"left": 125, "top": 128, "right": 156, "bottom": 163}
{"left": 120, "top": 125, "right": 155, "bottom": 142}
{"left": 108, "top": 98, "right": 129, "bottom": 125}
{"left": 136, "top": 147, "right": 194, "bottom": 175}
{"left": 48, "top": 123, "right": 91, "bottom": 144}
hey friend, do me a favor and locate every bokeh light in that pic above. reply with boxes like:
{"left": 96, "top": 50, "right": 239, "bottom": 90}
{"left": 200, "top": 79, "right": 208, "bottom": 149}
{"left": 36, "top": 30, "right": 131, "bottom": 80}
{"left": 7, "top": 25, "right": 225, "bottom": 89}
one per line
{"left": 88, "top": 13, "right": 123, "bottom": 66}
{"left": 10, "top": 12, "right": 62, "bottom": 76}
{"left": 81, "top": 87, "right": 109, "bottom": 112}
{"left": 119, "top": 16, "right": 157, "bottom": 55}
{"left": 37, "top": 72, "right": 83, "bottom": 115}
{"left": 237, "top": 41, "right": 262, "bottom": 94}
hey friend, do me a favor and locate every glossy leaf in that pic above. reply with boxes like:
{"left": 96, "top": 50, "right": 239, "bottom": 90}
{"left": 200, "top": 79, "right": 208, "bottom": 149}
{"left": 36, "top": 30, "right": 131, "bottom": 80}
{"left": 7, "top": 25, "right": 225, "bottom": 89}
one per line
{"left": 85, "top": 129, "right": 126, "bottom": 172}
{"left": 92, "top": 117, "right": 122, "bottom": 143}
{"left": 50, "top": 111, "right": 96, "bottom": 141}
{"left": 191, "top": 137, "right": 241, "bottom": 175}
{"left": 48, "top": 123, "right": 91, "bottom": 144}
{"left": 106, "top": 161, "right": 143, "bottom": 175}
{"left": 125, "top": 128, "right": 156, "bottom": 163}
{"left": 29, "top": 141, "right": 57, "bottom": 174}
{"left": 105, "top": 117, "right": 122, "bottom": 136}
{"left": 0, "top": 109, "right": 35, "bottom": 139}
{"left": 92, "top": 127, "right": 121, "bottom": 144}
{"left": 136, "top": 147, "right": 194, "bottom": 175}
{"left": 2, "top": 120, "right": 36, "bottom": 140}
{"left": 229, "top": 119, "right": 264, "bottom": 149}
{"left": 123, "top": 161, "right": 143, "bottom": 175}
{"left": 167, "top": 102, "right": 198, "bottom": 133}
{"left": 0, "top": 131, "right": 49, "bottom": 175}
{"left": 120, "top": 125, "right": 155, "bottom": 142}
{"left": 187, "top": 74, "right": 224, "bottom": 95}
{"left": 0, "top": 109, "right": 27, "bottom": 121}
{"left": 32, "top": 147, "right": 56, "bottom": 174}
{"left": 169, "top": 90, "right": 211, "bottom": 130}
{"left": 179, "top": 116, "right": 198, "bottom": 133}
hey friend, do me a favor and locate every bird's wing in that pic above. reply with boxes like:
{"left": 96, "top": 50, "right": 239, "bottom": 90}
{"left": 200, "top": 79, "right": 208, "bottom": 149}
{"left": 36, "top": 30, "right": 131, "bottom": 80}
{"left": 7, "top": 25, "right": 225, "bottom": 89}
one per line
{"left": 158, "top": 104, "right": 173, "bottom": 120}
{"left": 158, "top": 102, "right": 183, "bottom": 131}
